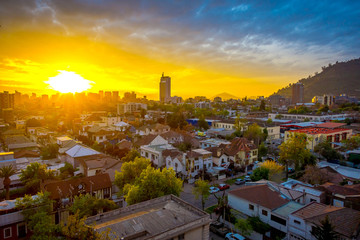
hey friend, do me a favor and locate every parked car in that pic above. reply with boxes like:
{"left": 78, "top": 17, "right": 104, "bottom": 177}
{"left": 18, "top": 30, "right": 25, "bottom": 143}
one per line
{"left": 244, "top": 175, "right": 251, "bottom": 182}
{"left": 235, "top": 178, "right": 245, "bottom": 185}
{"left": 219, "top": 183, "right": 230, "bottom": 191}
{"left": 225, "top": 232, "right": 246, "bottom": 240}
{"left": 210, "top": 221, "right": 230, "bottom": 237}
{"left": 209, "top": 186, "right": 220, "bottom": 194}
{"left": 288, "top": 167, "right": 295, "bottom": 173}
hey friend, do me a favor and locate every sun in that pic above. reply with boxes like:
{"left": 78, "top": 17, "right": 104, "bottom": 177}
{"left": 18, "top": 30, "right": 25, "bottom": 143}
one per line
{"left": 46, "top": 70, "right": 93, "bottom": 93}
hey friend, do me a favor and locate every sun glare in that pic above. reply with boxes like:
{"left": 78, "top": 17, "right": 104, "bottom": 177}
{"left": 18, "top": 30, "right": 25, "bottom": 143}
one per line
{"left": 46, "top": 70, "right": 93, "bottom": 93}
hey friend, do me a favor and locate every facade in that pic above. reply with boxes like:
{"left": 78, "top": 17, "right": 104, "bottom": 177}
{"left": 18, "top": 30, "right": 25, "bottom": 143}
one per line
{"left": 268, "top": 112, "right": 354, "bottom": 122}
{"left": 117, "top": 102, "right": 147, "bottom": 115}
{"left": 185, "top": 149, "right": 213, "bottom": 178}
{"left": 288, "top": 202, "right": 360, "bottom": 240}
{"left": 86, "top": 194, "right": 211, "bottom": 240}
{"left": 312, "top": 94, "right": 336, "bottom": 106}
{"left": 292, "top": 83, "right": 304, "bottom": 104}
{"left": 284, "top": 127, "right": 352, "bottom": 150}
{"left": 159, "top": 73, "right": 171, "bottom": 103}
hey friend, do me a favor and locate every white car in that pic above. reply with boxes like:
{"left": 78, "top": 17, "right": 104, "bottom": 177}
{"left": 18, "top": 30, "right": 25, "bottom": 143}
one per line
{"left": 209, "top": 186, "right": 220, "bottom": 194}
{"left": 244, "top": 175, "right": 251, "bottom": 182}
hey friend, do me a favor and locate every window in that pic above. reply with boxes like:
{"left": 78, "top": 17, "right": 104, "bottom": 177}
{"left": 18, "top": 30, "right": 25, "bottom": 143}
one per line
{"left": 249, "top": 204, "right": 254, "bottom": 210}
{"left": 4, "top": 227, "right": 12, "bottom": 238}
{"left": 178, "top": 233, "right": 185, "bottom": 240}
{"left": 310, "top": 198, "right": 317, "bottom": 202}
{"left": 271, "top": 214, "right": 286, "bottom": 226}
{"left": 293, "top": 220, "right": 301, "bottom": 225}
{"left": 262, "top": 210, "right": 268, "bottom": 216}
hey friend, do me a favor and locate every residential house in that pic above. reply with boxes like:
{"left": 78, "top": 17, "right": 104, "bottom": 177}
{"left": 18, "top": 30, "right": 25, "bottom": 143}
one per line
{"left": 4, "top": 135, "right": 39, "bottom": 153}
{"left": 162, "top": 149, "right": 186, "bottom": 176}
{"left": 199, "top": 138, "right": 230, "bottom": 149}
{"left": 284, "top": 127, "right": 352, "bottom": 150}
{"left": 281, "top": 179, "right": 325, "bottom": 204}
{"left": 160, "top": 130, "right": 184, "bottom": 145}
{"left": 228, "top": 184, "right": 303, "bottom": 235}
{"left": 185, "top": 149, "right": 213, "bottom": 178}
{"left": 140, "top": 136, "right": 175, "bottom": 168}
{"left": 113, "top": 121, "right": 130, "bottom": 132}
{"left": 136, "top": 123, "right": 170, "bottom": 136}
{"left": 42, "top": 173, "right": 113, "bottom": 224}
{"left": 205, "top": 147, "right": 229, "bottom": 167}
{"left": 288, "top": 202, "right": 360, "bottom": 240}
{"left": 316, "top": 182, "right": 360, "bottom": 210}
{"left": 0, "top": 199, "right": 30, "bottom": 240}
{"left": 223, "top": 137, "right": 258, "bottom": 167}
{"left": 268, "top": 112, "right": 355, "bottom": 122}
{"left": 85, "top": 194, "right": 211, "bottom": 240}
{"left": 77, "top": 154, "right": 120, "bottom": 177}
{"left": 64, "top": 144, "right": 101, "bottom": 168}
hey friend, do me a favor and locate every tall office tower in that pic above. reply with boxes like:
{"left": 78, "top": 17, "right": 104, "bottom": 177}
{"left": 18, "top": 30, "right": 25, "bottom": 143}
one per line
{"left": 112, "top": 91, "right": 119, "bottom": 102}
{"left": 292, "top": 83, "right": 304, "bottom": 104}
{"left": 159, "top": 73, "right": 171, "bottom": 103}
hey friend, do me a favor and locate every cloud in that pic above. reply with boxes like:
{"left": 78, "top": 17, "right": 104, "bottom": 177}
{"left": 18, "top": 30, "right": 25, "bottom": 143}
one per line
{"left": 0, "top": 0, "right": 359, "bottom": 97}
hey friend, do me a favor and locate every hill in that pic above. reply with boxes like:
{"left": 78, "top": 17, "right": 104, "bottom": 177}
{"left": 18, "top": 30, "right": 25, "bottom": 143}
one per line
{"left": 212, "top": 92, "right": 239, "bottom": 100}
{"left": 271, "top": 58, "right": 360, "bottom": 102}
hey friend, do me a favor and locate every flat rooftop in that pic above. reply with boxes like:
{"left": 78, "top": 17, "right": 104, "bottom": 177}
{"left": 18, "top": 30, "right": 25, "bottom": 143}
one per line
{"left": 86, "top": 195, "right": 210, "bottom": 240}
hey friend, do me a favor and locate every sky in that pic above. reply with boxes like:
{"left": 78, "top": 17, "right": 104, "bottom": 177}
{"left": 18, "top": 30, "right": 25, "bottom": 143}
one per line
{"left": 0, "top": 0, "right": 359, "bottom": 100}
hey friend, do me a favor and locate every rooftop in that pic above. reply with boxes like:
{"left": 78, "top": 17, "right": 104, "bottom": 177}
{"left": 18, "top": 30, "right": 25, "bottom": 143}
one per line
{"left": 318, "top": 161, "right": 360, "bottom": 180}
{"left": 287, "top": 127, "right": 350, "bottom": 135}
{"left": 273, "top": 201, "right": 304, "bottom": 218}
{"left": 65, "top": 144, "right": 100, "bottom": 158}
{"left": 229, "top": 184, "right": 289, "bottom": 210}
{"left": 86, "top": 195, "right": 211, "bottom": 240}
{"left": 316, "top": 122, "right": 347, "bottom": 129}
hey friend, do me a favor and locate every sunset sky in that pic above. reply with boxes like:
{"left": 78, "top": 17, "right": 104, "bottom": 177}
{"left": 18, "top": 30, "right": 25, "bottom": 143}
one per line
{"left": 1, "top": 0, "right": 359, "bottom": 99}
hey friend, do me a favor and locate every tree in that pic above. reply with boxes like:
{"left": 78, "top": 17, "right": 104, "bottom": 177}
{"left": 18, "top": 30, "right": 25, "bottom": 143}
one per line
{"left": 40, "top": 144, "right": 59, "bottom": 160}
{"left": 198, "top": 115, "right": 209, "bottom": 131}
{"left": 19, "top": 162, "right": 57, "bottom": 194}
{"left": 302, "top": 165, "right": 329, "bottom": 185}
{"left": 235, "top": 115, "right": 247, "bottom": 134}
{"left": 0, "top": 165, "right": 16, "bottom": 199}
{"left": 124, "top": 167, "right": 183, "bottom": 205}
{"left": 121, "top": 149, "right": 141, "bottom": 162}
{"left": 61, "top": 211, "right": 98, "bottom": 240}
{"left": 259, "top": 100, "right": 266, "bottom": 111}
{"left": 247, "top": 216, "right": 271, "bottom": 234}
{"left": 235, "top": 219, "right": 253, "bottom": 236}
{"left": 192, "top": 179, "right": 210, "bottom": 210}
{"left": 16, "top": 192, "right": 57, "bottom": 240}
{"left": 314, "top": 141, "right": 342, "bottom": 160}
{"left": 244, "top": 123, "right": 263, "bottom": 146}
{"left": 342, "top": 136, "right": 360, "bottom": 150}
{"left": 279, "top": 133, "right": 312, "bottom": 179}
{"left": 59, "top": 162, "right": 77, "bottom": 179}
{"left": 250, "top": 167, "right": 270, "bottom": 181}
{"left": 311, "top": 215, "right": 338, "bottom": 240}
{"left": 26, "top": 118, "right": 42, "bottom": 128}
{"left": 69, "top": 194, "right": 117, "bottom": 218}
{"left": 258, "top": 143, "right": 268, "bottom": 160}
{"left": 114, "top": 157, "right": 151, "bottom": 192}
{"left": 260, "top": 160, "right": 284, "bottom": 180}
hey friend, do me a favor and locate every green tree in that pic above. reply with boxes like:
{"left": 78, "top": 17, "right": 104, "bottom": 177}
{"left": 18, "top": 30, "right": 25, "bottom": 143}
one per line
{"left": 0, "top": 165, "right": 16, "bottom": 200}
{"left": 342, "top": 136, "right": 360, "bottom": 150}
{"left": 61, "top": 211, "right": 98, "bottom": 240}
{"left": 16, "top": 192, "right": 57, "bottom": 240}
{"left": 198, "top": 115, "right": 209, "bottom": 131}
{"left": 69, "top": 194, "right": 117, "bottom": 218}
{"left": 247, "top": 216, "right": 271, "bottom": 234}
{"left": 279, "top": 133, "right": 312, "bottom": 179}
{"left": 59, "top": 162, "right": 77, "bottom": 179}
{"left": 314, "top": 141, "right": 342, "bottom": 160}
{"left": 250, "top": 167, "right": 270, "bottom": 181}
{"left": 114, "top": 157, "right": 151, "bottom": 192}
{"left": 192, "top": 179, "right": 210, "bottom": 210}
{"left": 258, "top": 143, "right": 268, "bottom": 160}
{"left": 124, "top": 167, "right": 183, "bottom": 205}
{"left": 235, "top": 219, "right": 253, "bottom": 236}
{"left": 19, "top": 162, "right": 57, "bottom": 194}
{"left": 121, "top": 149, "right": 141, "bottom": 162}
{"left": 235, "top": 115, "right": 248, "bottom": 134}
{"left": 244, "top": 123, "right": 263, "bottom": 146}
{"left": 259, "top": 100, "right": 266, "bottom": 111}
{"left": 311, "top": 215, "right": 338, "bottom": 240}
{"left": 40, "top": 144, "right": 59, "bottom": 160}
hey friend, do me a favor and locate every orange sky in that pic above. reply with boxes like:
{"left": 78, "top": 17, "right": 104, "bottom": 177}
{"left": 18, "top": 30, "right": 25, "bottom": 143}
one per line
{"left": 0, "top": 1, "right": 357, "bottom": 100}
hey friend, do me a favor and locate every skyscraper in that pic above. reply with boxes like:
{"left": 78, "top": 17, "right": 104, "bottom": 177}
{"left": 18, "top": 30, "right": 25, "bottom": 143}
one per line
{"left": 159, "top": 73, "right": 171, "bottom": 103}
{"left": 292, "top": 82, "right": 304, "bottom": 104}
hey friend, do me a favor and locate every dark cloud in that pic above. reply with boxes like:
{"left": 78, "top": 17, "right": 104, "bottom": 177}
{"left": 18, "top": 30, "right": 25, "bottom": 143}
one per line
{"left": 1, "top": 0, "right": 359, "bottom": 77}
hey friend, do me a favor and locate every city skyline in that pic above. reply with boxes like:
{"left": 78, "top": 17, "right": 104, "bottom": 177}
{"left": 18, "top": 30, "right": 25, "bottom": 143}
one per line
{"left": 1, "top": 1, "right": 359, "bottom": 99}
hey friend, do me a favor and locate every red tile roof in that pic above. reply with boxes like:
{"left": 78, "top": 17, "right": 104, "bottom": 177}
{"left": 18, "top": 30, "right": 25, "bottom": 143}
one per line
{"left": 224, "top": 137, "right": 257, "bottom": 156}
{"left": 229, "top": 184, "right": 289, "bottom": 210}
{"left": 292, "top": 202, "right": 341, "bottom": 219}
{"left": 288, "top": 127, "right": 350, "bottom": 135}
{"left": 316, "top": 122, "right": 347, "bottom": 129}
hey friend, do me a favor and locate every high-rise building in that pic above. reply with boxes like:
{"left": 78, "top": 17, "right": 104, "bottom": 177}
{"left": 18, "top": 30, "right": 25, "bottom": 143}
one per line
{"left": 159, "top": 73, "right": 171, "bottom": 103}
{"left": 292, "top": 83, "right": 304, "bottom": 104}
